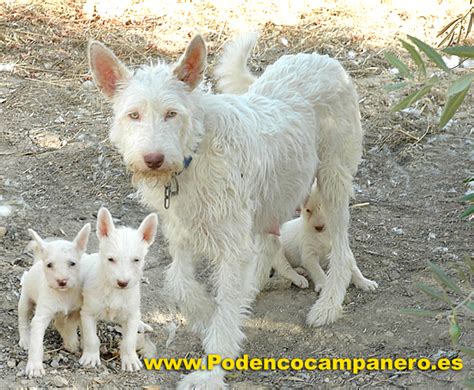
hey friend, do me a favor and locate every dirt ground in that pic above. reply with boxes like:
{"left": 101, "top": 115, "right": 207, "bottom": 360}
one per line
{"left": 0, "top": 1, "right": 473, "bottom": 388}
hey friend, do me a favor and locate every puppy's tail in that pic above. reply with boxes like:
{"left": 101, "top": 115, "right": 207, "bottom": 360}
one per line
{"left": 214, "top": 32, "right": 258, "bottom": 94}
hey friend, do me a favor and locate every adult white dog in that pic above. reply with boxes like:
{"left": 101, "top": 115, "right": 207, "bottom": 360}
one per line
{"left": 88, "top": 33, "right": 365, "bottom": 388}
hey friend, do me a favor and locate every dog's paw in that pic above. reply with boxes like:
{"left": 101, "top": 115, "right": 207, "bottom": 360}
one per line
{"left": 138, "top": 321, "right": 153, "bottom": 334}
{"left": 292, "top": 274, "right": 309, "bottom": 289}
{"left": 306, "top": 300, "right": 343, "bottom": 327}
{"left": 177, "top": 370, "right": 226, "bottom": 390}
{"left": 25, "top": 360, "right": 45, "bottom": 378}
{"left": 19, "top": 337, "right": 30, "bottom": 350}
{"left": 353, "top": 277, "right": 378, "bottom": 292}
{"left": 79, "top": 351, "right": 101, "bottom": 368}
{"left": 121, "top": 352, "right": 142, "bottom": 372}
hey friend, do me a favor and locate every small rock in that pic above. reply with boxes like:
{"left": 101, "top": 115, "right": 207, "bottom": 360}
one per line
{"left": 0, "top": 226, "right": 7, "bottom": 238}
{"left": 392, "top": 227, "right": 404, "bottom": 235}
{"left": 52, "top": 375, "right": 68, "bottom": 387}
{"left": 389, "top": 270, "right": 400, "bottom": 280}
{"left": 384, "top": 330, "right": 394, "bottom": 338}
{"left": 50, "top": 358, "right": 60, "bottom": 368}
{"left": 428, "top": 232, "right": 436, "bottom": 240}
{"left": 7, "top": 359, "right": 16, "bottom": 368}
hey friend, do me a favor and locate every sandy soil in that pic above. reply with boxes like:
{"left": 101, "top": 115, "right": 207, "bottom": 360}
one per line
{"left": 0, "top": 1, "right": 472, "bottom": 388}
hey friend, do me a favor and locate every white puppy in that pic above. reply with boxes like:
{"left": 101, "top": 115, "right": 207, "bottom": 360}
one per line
{"left": 18, "top": 224, "right": 91, "bottom": 378}
{"left": 79, "top": 207, "right": 158, "bottom": 372}
{"left": 274, "top": 183, "right": 378, "bottom": 293}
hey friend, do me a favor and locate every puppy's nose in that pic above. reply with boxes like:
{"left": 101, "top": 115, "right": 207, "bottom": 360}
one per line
{"left": 117, "top": 280, "right": 129, "bottom": 288}
{"left": 57, "top": 279, "right": 68, "bottom": 287}
{"left": 144, "top": 153, "right": 164, "bottom": 169}
{"left": 314, "top": 225, "right": 325, "bottom": 232}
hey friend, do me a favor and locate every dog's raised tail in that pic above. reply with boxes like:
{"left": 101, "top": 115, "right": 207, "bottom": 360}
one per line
{"left": 214, "top": 32, "right": 258, "bottom": 95}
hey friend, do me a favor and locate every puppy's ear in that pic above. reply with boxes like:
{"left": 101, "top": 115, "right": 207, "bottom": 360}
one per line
{"left": 138, "top": 213, "right": 158, "bottom": 246}
{"left": 73, "top": 223, "right": 91, "bottom": 255}
{"left": 28, "top": 229, "right": 46, "bottom": 257}
{"left": 173, "top": 34, "right": 207, "bottom": 90}
{"left": 97, "top": 207, "right": 115, "bottom": 239}
{"left": 88, "top": 41, "right": 130, "bottom": 99}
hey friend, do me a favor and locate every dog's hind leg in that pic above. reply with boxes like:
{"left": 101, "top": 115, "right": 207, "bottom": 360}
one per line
{"left": 18, "top": 293, "right": 34, "bottom": 350}
{"left": 165, "top": 246, "right": 215, "bottom": 335}
{"left": 54, "top": 310, "right": 80, "bottom": 352}
{"left": 307, "top": 164, "right": 354, "bottom": 326}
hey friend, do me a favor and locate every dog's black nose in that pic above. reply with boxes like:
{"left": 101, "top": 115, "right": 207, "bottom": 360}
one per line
{"left": 314, "top": 225, "right": 325, "bottom": 232}
{"left": 144, "top": 153, "right": 164, "bottom": 169}
{"left": 57, "top": 279, "right": 68, "bottom": 287}
{"left": 117, "top": 280, "right": 129, "bottom": 288}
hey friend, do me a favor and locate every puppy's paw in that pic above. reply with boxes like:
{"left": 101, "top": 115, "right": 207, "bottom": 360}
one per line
{"left": 353, "top": 277, "right": 378, "bottom": 291}
{"left": 314, "top": 282, "right": 324, "bottom": 293}
{"left": 292, "top": 274, "right": 309, "bottom": 289}
{"left": 121, "top": 352, "right": 142, "bottom": 372}
{"left": 19, "top": 337, "right": 30, "bottom": 350}
{"left": 294, "top": 267, "right": 309, "bottom": 278}
{"left": 306, "top": 299, "right": 343, "bottom": 327}
{"left": 79, "top": 351, "right": 101, "bottom": 368}
{"left": 63, "top": 336, "right": 79, "bottom": 353}
{"left": 138, "top": 321, "right": 153, "bottom": 334}
{"left": 25, "top": 360, "right": 45, "bottom": 378}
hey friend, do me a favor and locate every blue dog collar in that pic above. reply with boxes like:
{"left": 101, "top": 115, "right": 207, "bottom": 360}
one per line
{"left": 183, "top": 155, "right": 193, "bottom": 169}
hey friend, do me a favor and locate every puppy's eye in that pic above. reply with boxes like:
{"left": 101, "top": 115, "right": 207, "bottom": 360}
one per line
{"left": 46, "top": 263, "right": 53, "bottom": 268}
{"left": 306, "top": 209, "right": 311, "bottom": 213}
{"left": 128, "top": 112, "right": 140, "bottom": 120}
{"left": 133, "top": 258, "right": 140, "bottom": 263}
{"left": 69, "top": 261, "right": 76, "bottom": 267}
{"left": 165, "top": 111, "right": 177, "bottom": 120}
{"left": 108, "top": 257, "right": 115, "bottom": 263}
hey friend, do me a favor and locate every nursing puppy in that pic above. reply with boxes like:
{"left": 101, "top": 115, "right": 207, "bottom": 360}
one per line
{"left": 274, "top": 182, "right": 378, "bottom": 292}
{"left": 18, "top": 224, "right": 91, "bottom": 377}
{"left": 79, "top": 207, "right": 158, "bottom": 372}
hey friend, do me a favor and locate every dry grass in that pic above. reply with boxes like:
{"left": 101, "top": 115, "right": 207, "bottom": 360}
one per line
{"left": 1, "top": 0, "right": 472, "bottom": 157}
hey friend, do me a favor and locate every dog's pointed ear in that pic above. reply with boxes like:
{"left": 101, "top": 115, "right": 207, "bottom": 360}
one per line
{"left": 138, "top": 213, "right": 158, "bottom": 246}
{"left": 97, "top": 207, "right": 115, "bottom": 239}
{"left": 73, "top": 223, "right": 91, "bottom": 254}
{"left": 88, "top": 41, "right": 130, "bottom": 99}
{"left": 173, "top": 34, "right": 207, "bottom": 90}
{"left": 28, "top": 229, "right": 46, "bottom": 254}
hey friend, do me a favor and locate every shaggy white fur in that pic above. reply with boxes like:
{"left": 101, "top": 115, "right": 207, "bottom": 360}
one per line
{"left": 89, "top": 32, "right": 367, "bottom": 388}
{"left": 275, "top": 181, "right": 378, "bottom": 293}
{"left": 79, "top": 207, "right": 158, "bottom": 372}
{"left": 18, "top": 224, "right": 91, "bottom": 378}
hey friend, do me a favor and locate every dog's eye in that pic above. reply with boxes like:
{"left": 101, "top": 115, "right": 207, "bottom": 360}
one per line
{"left": 133, "top": 258, "right": 140, "bottom": 263}
{"left": 306, "top": 209, "right": 311, "bottom": 213}
{"left": 108, "top": 257, "right": 115, "bottom": 263}
{"left": 69, "top": 261, "right": 76, "bottom": 267}
{"left": 46, "top": 263, "right": 53, "bottom": 268}
{"left": 128, "top": 112, "right": 140, "bottom": 120}
{"left": 165, "top": 111, "right": 177, "bottom": 120}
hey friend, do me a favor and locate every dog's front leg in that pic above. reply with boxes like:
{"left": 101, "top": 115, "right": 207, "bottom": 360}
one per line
{"left": 165, "top": 246, "right": 215, "bottom": 334}
{"left": 25, "top": 308, "right": 53, "bottom": 377}
{"left": 79, "top": 309, "right": 101, "bottom": 367}
{"left": 178, "top": 241, "right": 255, "bottom": 390}
{"left": 119, "top": 312, "right": 142, "bottom": 371}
